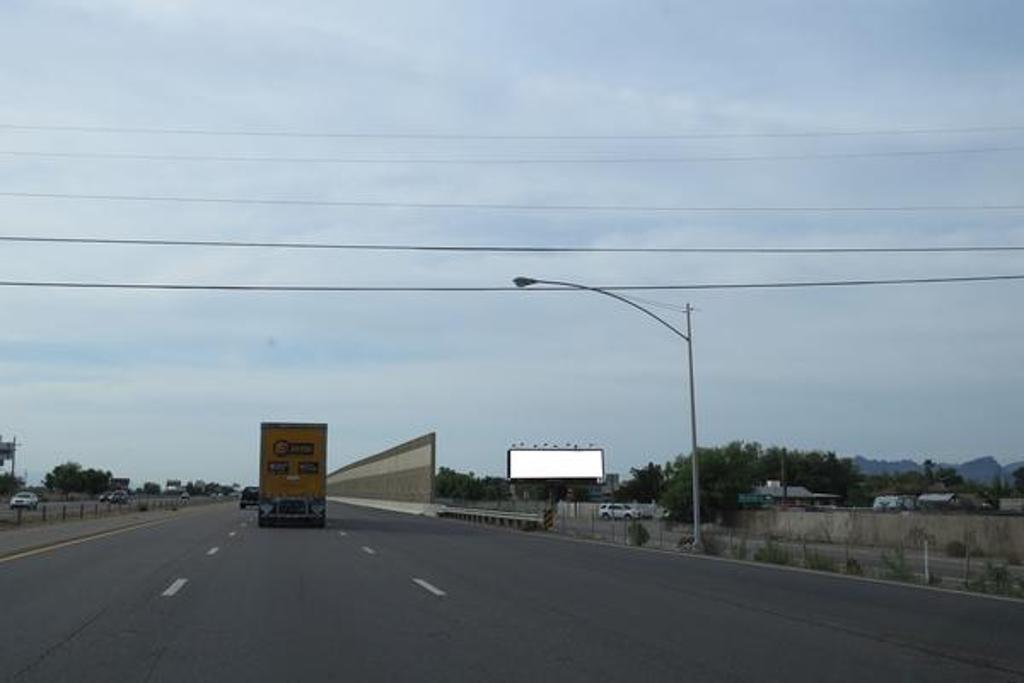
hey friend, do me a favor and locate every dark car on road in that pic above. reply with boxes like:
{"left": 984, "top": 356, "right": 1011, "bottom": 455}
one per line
{"left": 240, "top": 486, "right": 259, "bottom": 509}
{"left": 109, "top": 490, "right": 130, "bottom": 505}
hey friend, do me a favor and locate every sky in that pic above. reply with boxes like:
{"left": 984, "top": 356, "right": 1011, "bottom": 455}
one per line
{"left": 0, "top": 0, "right": 1022, "bottom": 486}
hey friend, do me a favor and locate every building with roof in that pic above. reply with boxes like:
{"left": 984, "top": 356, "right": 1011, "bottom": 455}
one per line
{"left": 747, "top": 480, "right": 841, "bottom": 507}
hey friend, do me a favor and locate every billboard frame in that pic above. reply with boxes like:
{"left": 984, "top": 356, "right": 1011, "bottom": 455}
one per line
{"left": 506, "top": 447, "right": 605, "bottom": 485}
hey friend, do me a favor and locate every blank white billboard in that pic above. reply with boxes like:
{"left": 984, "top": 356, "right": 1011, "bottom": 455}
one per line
{"left": 507, "top": 448, "right": 604, "bottom": 481}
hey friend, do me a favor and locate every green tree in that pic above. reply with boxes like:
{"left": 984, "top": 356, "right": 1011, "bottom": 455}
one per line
{"left": 1014, "top": 467, "right": 1024, "bottom": 494}
{"left": 615, "top": 462, "right": 665, "bottom": 503}
{"left": 79, "top": 468, "right": 112, "bottom": 495}
{"left": 935, "top": 467, "right": 964, "bottom": 488}
{"left": 0, "top": 472, "right": 24, "bottom": 496}
{"left": 923, "top": 459, "right": 936, "bottom": 485}
{"left": 434, "top": 468, "right": 511, "bottom": 501}
{"left": 142, "top": 481, "right": 161, "bottom": 495}
{"left": 45, "top": 461, "right": 84, "bottom": 494}
{"left": 660, "top": 442, "right": 761, "bottom": 521}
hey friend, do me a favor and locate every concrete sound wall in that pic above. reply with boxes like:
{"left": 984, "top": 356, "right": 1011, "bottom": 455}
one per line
{"left": 326, "top": 433, "right": 435, "bottom": 503}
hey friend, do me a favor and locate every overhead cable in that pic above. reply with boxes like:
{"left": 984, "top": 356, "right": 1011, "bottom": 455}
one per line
{"left": 1, "top": 234, "right": 1022, "bottom": 255}
{"left": 2, "top": 122, "right": 1023, "bottom": 140}
{"left": 2, "top": 146, "right": 1024, "bottom": 165}
{"left": 0, "top": 273, "right": 1021, "bottom": 293}
{"left": 2, "top": 191, "right": 1022, "bottom": 213}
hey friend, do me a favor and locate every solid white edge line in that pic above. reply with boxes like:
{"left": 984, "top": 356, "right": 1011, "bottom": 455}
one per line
{"left": 412, "top": 578, "right": 446, "bottom": 597}
{"left": 161, "top": 578, "right": 188, "bottom": 597}
{"left": 361, "top": 545, "right": 376, "bottom": 555}
{"left": 207, "top": 547, "right": 219, "bottom": 556}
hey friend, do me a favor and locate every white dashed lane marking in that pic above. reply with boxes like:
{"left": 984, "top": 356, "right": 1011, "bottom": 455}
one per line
{"left": 412, "top": 578, "right": 446, "bottom": 597}
{"left": 338, "top": 531, "right": 347, "bottom": 537}
{"left": 161, "top": 578, "right": 188, "bottom": 597}
{"left": 361, "top": 546, "right": 376, "bottom": 555}
{"left": 207, "top": 547, "right": 219, "bottom": 556}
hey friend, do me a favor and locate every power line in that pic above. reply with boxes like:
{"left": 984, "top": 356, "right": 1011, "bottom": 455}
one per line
{"left": 3, "top": 146, "right": 1024, "bottom": 165}
{"left": 2, "top": 191, "right": 1022, "bottom": 214}
{"left": 0, "top": 273, "right": 1021, "bottom": 292}
{"left": 2, "top": 122, "right": 1023, "bottom": 140}
{"left": 2, "top": 234, "right": 1023, "bottom": 255}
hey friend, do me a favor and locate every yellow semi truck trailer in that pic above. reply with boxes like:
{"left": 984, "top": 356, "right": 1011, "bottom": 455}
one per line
{"left": 258, "top": 422, "right": 327, "bottom": 528}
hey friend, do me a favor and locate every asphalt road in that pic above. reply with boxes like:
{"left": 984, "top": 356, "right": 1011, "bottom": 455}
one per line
{"left": 1, "top": 502, "right": 1022, "bottom": 682}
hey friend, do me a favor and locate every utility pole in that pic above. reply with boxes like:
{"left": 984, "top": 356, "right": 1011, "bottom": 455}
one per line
{"left": 685, "top": 304, "right": 701, "bottom": 549}
{"left": 781, "top": 448, "right": 787, "bottom": 506}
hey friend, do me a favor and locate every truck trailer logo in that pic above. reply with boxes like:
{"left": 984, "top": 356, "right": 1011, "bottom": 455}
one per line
{"left": 273, "top": 440, "right": 316, "bottom": 456}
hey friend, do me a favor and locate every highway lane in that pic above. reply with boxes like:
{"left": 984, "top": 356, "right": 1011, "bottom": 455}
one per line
{"left": 0, "top": 502, "right": 1021, "bottom": 682}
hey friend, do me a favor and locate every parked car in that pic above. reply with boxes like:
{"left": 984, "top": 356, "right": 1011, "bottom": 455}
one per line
{"left": 179, "top": 491, "right": 191, "bottom": 502}
{"left": 872, "top": 495, "right": 916, "bottom": 511}
{"left": 239, "top": 486, "right": 259, "bottom": 509}
{"left": 9, "top": 491, "right": 40, "bottom": 510}
{"left": 98, "top": 491, "right": 113, "bottom": 502}
{"left": 599, "top": 503, "right": 641, "bottom": 520}
{"left": 109, "top": 490, "right": 130, "bottom": 505}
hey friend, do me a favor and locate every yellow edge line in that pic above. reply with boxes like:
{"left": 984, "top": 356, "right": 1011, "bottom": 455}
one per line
{"left": 0, "top": 503, "right": 229, "bottom": 564}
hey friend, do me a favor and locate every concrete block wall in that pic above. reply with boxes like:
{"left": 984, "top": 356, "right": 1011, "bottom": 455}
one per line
{"left": 732, "top": 509, "right": 1024, "bottom": 558}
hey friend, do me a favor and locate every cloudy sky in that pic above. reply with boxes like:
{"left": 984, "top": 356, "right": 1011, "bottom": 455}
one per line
{"left": 1, "top": 0, "right": 1022, "bottom": 486}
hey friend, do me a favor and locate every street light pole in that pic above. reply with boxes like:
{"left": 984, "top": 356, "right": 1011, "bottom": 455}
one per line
{"left": 513, "top": 277, "right": 702, "bottom": 550}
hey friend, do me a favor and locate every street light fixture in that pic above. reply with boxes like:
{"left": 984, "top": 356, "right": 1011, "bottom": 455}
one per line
{"left": 513, "top": 276, "right": 703, "bottom": 550}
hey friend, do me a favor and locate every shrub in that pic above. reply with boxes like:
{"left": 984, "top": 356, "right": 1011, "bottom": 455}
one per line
{"left": 845, "top": 558, "right": 864, "bottom": 576}
{"left": 627, "top": 521, "right": 650, "bottom": 547}
{"left": 754, "top": 540, "right": 790, "bottom": 565}
{"left": 701, "top": 532, "right": 721, "bottom": 556}
{"left": 136, "top": 502, "right": 149, "bottom": 512}
{"left": 945, "top": 540, "right": 966, "bottom": 557}
{"left": 804, "top": 550, "right": 837, "bottom": 573}
{"left": 732, "top": 537, "right": 749, "bottom": 560}
{"left": 969, "top": 562, "right": 1021, "bottom": 597}
{"left": 881, "top": 548, "right": 915, "bottom": 582}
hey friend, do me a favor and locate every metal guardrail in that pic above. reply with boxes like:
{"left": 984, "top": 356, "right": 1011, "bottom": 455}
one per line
{"left": 437, "top": 505, "right": 545, "bottom": 531}
{"left": 0, "top": 495, "right": 226, "bottom": 528}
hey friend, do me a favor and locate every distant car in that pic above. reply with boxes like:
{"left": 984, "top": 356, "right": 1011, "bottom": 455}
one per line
{"left": 872, "top": 495, "right": 914, "bottom": 511}
{"left": 239, "top": 486, "right": 259, "bottom": 509}
{"left": 109, "top": 490, "right": 130, "bottom": 505}
{"left": 98, "top": 491, "right": 112, "bottom": 502}
{"left": 599, "top": 503, "right": 641, "bottom": 520}
{"left": 179, "top": 491, "right": 191, "bottom": 502}
{"left": 9, "top": 491, "right": 39, "bottom": 510}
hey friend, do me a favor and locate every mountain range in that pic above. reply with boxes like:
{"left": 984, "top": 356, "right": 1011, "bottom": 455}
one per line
{"left": 852, "top": 456, "right": 1024, "bottom": 485}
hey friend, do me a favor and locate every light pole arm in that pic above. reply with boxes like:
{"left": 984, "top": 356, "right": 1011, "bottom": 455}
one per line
{"left": 514, "top": 274, "right": 703, "bottom": 550}
{"left": 516, "top": 278, "right": 690, "bottom": 342}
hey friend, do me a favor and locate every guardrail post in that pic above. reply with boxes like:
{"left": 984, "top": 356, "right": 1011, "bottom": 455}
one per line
{"left": 42, "top": 505, "right": 47, "bottom": 522}
{"left": 62, "top": 504, "right": 67, "bottom": 521}
{"left": 16, "top": 508, "right": 22, "bottom": 526}
{"left": 94, "top": 503, "right": 98, "bottom": 517}
{"left": 80, "top": 503, "right": 84, "bottom": 519}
